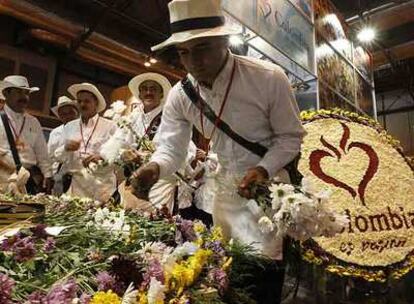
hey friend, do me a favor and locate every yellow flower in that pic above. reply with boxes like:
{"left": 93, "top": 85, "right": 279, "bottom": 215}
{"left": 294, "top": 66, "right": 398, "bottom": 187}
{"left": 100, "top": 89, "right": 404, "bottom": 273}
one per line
{"left": 194, "top": 222, "right": 206, "bottom": 234}
{"left": 90, "top": 290, "right": 121, "bottom": 304}
{"left": 209, "top": 226, "right": 224, "bottom": 242}
{"left": 167, "top": 249, "right": 212, "bottom": 295}
{"left": 138, "top": 291, "right": 148, "bottom": 304}
{"left": 221, "top": 256, "right": 233, "bottom": 271}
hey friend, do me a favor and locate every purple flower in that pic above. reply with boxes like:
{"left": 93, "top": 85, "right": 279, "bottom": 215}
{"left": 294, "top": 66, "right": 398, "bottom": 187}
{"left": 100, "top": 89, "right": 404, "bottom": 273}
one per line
{"left": 80, "top": 293, "right": 92, "bottom": 304}
{"left": 12, "top": 237, "right": 36, "bottom": 262}
{"left": 0, "top": 273, "right": 15, "bottom": 304}
{"left": 26, "top": 290, "right": 46, "bottom": 303}
{"left": 45, "top": 278, "right": 77, "bottom": 304}
{"left": 142, "top": 259, "right": 165, "bottom": 287}
{"left": 208, "top": 268, "right": 229, "bottom": 294}
{"left": 1, "top": 235, "right": 19, "bottom": 251}
{"left": 31, "top": 224, "right": 48, "bottom": 239}
{"left": 176, "top": 218, "right": 197, "bottom": 242}
{"left": 205, "top": 241, "right": 225, "bottom": 257}
{"left": 95, "top": 271, "right": 124, "bottom": 296}
{"left": 43, "top": 237, "right": 56, "bottom": 253}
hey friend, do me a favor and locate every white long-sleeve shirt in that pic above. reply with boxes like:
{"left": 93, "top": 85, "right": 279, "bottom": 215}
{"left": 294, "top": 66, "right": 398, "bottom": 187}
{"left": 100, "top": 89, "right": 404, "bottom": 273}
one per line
{"left": 151, "top": 52, "right": 305, "bottom": 178}
{"left": 48, "top": 124, "right": 65, "bottom": 174}
{"left": 0, "top": 104, "right": 52, "bottom": 178}
{"left": 54, "top": 114, "right": 117, "bottom": 201}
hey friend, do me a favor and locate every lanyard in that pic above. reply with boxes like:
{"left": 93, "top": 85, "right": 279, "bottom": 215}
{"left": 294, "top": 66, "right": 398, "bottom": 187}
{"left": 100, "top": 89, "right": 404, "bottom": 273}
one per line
{"left": 6, "top": 115, "right": 26, "bottom": 142}
{"left": 199, "top": 61, "right": 237, "bottom": 155}
{"left": 79, "top": 116, "right": 100, "bottom": 154}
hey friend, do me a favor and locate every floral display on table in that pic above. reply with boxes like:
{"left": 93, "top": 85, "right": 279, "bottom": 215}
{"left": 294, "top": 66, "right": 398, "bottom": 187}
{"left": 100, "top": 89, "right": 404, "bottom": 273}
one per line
{"left": 299, "top": 109, "right": 414, "bottom": 282}
{"left": 0, "top": 194, "right": 254, "bottom": 304}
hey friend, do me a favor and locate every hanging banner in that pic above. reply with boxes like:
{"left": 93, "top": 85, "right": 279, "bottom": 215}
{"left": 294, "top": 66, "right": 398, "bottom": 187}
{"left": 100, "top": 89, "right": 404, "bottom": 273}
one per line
{"left": 222, "top": 0, "right": 315, "bottom": 74}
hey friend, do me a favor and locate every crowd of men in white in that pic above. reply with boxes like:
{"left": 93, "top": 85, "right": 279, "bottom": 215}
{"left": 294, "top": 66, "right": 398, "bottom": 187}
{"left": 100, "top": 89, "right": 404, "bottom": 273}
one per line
{"left": 0, "top": 73, "right": 208, "bottom": 215}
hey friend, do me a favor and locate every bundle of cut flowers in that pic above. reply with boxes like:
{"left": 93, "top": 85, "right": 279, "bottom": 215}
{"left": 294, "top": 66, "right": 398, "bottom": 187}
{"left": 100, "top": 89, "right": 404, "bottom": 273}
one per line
{"left": 254, "top": 178, "right": 348, "bottom": 241}
{"left": 0, "top": 193, "right": 252, "bottom": 304}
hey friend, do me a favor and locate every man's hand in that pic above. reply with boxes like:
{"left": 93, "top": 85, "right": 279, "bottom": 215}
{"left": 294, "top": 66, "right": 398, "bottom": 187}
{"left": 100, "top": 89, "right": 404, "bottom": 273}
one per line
{"left": 44, "top": 177, "right": 54, "bottom": 194}
{"left": 120, "top": 149, "right": 141, "bottom": 164}
{"left": 65, "top": 140, "right": 81, "bottom": 152}
{"left": 195, "top": 149, "right": 207, "bottom": 162}
{"left": 130, "top": 162, "right": 160, "bottom": 200}
{"left": 82, "top": 154, "right": 103, "bottom": 168}
{"left": 238, "top": 166, "right": 269, "bottom": 199}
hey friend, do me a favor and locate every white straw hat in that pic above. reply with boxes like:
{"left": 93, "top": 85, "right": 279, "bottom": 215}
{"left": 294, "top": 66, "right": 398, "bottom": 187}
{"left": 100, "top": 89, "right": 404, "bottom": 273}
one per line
{"left": 68, "top": 83, "right": 107, "bottom": 113}
{"left": 128, "top": 73, "right": 172, "bottom": 105}
{"left": 0, "top": 75, "right": 39, "bottom": 99}
{"left": 51, "top": 96, "right": 79, "bottom": 117}
{"left": 151, "top": 0, "right": 238, "bottom": 51}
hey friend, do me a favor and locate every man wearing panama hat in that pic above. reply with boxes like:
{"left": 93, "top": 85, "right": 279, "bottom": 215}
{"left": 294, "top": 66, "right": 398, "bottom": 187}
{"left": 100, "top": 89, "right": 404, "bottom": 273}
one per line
{"left": 0, "top": 75, "right": 53, "bottom": 194}
{"left": 48, "top": 96, "right": 79, "bottom": 195}
{"left": 53, "top": 83, "right": 117, "bottom": 202}
{"left": 131, "top": 0, "right": 305, "bottom": 302}
{"left": 101, "top": 72, "right": 199, "bottom": 214}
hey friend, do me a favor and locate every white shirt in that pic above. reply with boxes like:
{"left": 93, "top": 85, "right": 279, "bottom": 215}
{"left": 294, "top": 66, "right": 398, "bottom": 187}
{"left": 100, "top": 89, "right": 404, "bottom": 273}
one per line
{"left": 0, "top": 104, "right": 52, "bottom": 178}
{"left": 54, "top": 114, "right": 117, "bottom": 202}
{"left": 151, "top": 52, "right": 305, "bottom": 178}
{"left": 48, "top": 124, "right": 65, "bottom": 175}
{"left": 55, "top": 114, "right": 117, "bottom": 172}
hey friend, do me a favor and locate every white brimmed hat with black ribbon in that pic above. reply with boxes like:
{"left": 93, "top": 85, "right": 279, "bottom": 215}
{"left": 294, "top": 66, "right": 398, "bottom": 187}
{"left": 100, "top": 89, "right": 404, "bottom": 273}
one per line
{"left": 151, "top": 0, "right": 238, "bottom": 51}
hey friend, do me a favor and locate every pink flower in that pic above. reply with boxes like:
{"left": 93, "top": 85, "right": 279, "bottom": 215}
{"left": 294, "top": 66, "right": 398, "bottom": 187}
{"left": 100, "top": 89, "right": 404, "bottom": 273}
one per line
{"left": 45, "top": 278, "right": 77, "bottom": 304}
{"left": 0, "top": 274, "right": 15, "bottom": 304}
{"left": 12, "top": 237, "right": 36, "bottom": 262}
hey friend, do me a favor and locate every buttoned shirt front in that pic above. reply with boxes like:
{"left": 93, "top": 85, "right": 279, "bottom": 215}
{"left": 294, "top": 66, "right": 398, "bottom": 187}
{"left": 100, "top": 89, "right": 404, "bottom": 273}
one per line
{"left": 0, "top": 104, "right": 52, "bottom": 178}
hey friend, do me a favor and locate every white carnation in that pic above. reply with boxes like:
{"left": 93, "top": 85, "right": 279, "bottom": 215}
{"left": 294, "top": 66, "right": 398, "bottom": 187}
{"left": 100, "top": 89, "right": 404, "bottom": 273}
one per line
{"left": 258, "top": 216, "right": 274, "bottom": 234}
{"left": 147, "top": 278, "right": 166, "bottom": 304}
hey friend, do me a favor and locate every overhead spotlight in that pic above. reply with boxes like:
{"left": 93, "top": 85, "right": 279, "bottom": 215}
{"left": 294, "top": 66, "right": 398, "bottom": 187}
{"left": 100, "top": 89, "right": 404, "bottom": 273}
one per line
{"left": 229, "top": 35, "right": 244, "bottom": 47}
{"left": 357, "top": 27, "right": 376, "bottom": 43}
{"left": 149, "top": 57, "right": 157, "bottom": 64}
{"left": 144, "top": 61, "right": 151, "bottom": 67}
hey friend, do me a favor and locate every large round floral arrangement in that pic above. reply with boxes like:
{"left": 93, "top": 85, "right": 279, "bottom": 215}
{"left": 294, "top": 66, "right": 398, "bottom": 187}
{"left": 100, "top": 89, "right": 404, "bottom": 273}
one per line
{"left": 0, "top": 194, "right": 256, "bottom": 304}
{"left": 299, "top": 109, "right": 414, "bottom": 282}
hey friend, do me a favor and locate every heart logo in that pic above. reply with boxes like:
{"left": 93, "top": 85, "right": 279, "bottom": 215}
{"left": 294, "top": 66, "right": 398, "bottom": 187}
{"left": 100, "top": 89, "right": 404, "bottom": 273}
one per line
{"left": 309, "top": 122, "right": 379, "bottom": 206}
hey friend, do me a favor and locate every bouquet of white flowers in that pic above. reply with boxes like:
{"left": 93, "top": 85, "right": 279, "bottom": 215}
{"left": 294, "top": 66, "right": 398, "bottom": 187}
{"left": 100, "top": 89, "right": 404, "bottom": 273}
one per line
{"left": 255, "top": 178, "right": 348, "bottom": 241}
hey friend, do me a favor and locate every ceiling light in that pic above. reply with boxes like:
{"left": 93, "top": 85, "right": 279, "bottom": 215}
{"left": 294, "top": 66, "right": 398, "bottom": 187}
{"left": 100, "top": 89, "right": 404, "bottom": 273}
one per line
{"left": 149, "top": 57, "right": 157, "bottom": 64}
{"left": 144, "top": 61, "right": 151, "bottom": 67}
{"left": 357, "top": 27, "right": 376, "bottom": 43}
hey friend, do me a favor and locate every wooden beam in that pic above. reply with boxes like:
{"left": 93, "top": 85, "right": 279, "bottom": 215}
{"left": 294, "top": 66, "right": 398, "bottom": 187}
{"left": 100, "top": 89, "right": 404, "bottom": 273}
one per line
{"left": 349, "top": 1, "right": 414, "bottom": 32}
{"left": 373, "top": 41, "right": 414, "bottom": 67}
{"left": 0, "top": 0, "right": 185, "bottom": 80}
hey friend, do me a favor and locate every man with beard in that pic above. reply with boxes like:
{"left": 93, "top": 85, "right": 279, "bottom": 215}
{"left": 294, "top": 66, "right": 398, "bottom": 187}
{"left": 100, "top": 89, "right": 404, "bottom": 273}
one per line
{"left": 0, "top": 75, "right": 53, "bottom": 194}
{"left": 54, "top": 83, "right": 116, "bottom": 202}
{"left": 48, "top": 96, "right": 79, "bottom": 195}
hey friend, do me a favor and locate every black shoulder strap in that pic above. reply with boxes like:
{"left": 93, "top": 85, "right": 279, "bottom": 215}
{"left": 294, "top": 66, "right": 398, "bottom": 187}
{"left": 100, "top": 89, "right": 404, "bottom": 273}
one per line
{"left": 181, "top": 77, "right": 268, "bottom": 158}
{"left": 180, "top": 77, "right": 303, "bottom": 185}
{"left": 0, "top": 111, "right": 22, "bottom": 170}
